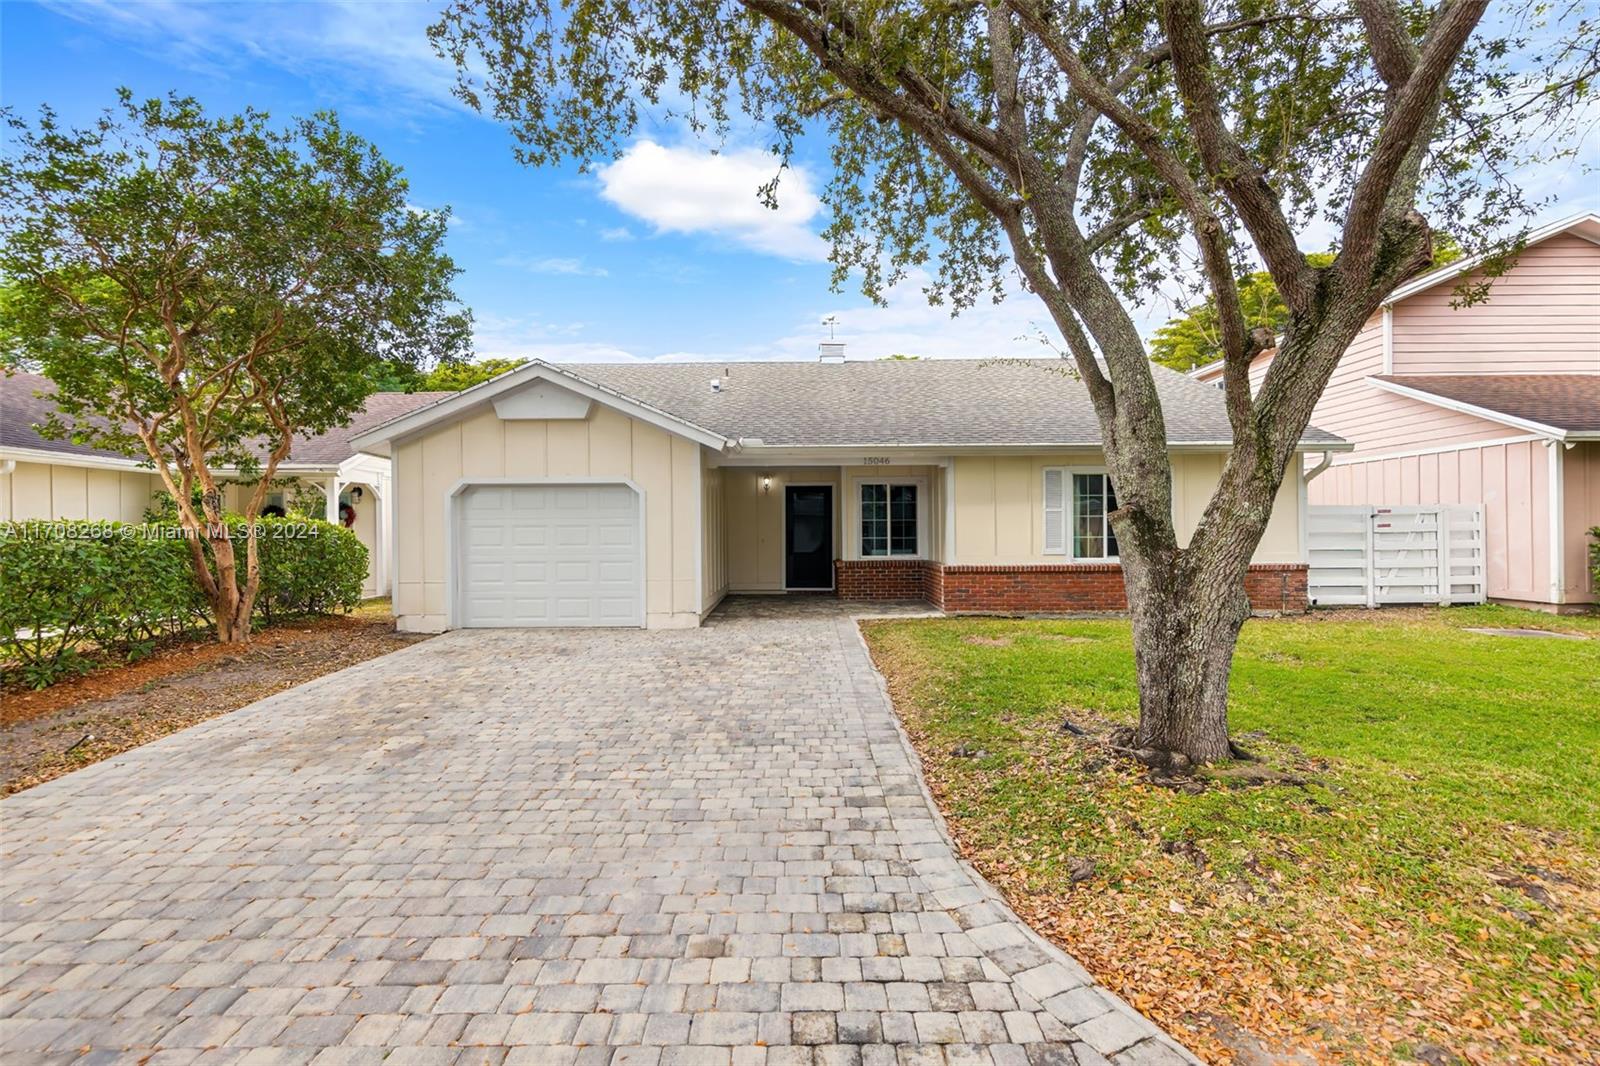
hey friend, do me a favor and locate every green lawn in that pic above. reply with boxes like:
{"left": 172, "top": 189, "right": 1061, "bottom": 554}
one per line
{"left": 863, "top": 606, "right": 1600, "bottom": 1065}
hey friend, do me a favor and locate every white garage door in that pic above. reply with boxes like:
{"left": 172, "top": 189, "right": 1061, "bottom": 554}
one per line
{"left": 456, "top": 483, "right": 642, "bottom": 627}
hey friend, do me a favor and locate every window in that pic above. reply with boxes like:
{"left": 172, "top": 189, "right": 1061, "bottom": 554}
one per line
{"left": 1072, "top": 473, "right": 1119, "bottom": 560}
{"left": 860, "top": 482, "right": 919, "bottom": 557}
{"left": 1043, "top": 468, "right": 1119, "bottom": 560}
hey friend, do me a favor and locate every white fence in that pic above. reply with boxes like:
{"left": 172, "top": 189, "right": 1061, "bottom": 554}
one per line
{"left": 1307, "top": 505, "right": 1486, "bottom": 607}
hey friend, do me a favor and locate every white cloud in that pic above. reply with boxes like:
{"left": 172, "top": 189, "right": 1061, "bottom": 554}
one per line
{"left": 599, "top": 226, "right": 635, "bottom": 242}
{"left": 495, "top": 255, "right": 609, "bottom": 277}
{"left": 470, "top": 313, "right": 642, "bottom": 365}
{"left": 597, "top": 141, "right": 828, "bottom": 260}
{"left": 40, "top": 0, "right": 465, "bottom": 116}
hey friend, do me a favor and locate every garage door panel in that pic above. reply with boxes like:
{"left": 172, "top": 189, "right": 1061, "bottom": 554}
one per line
{"left": 457, "top": 483, "right": 642, "bottom": 628}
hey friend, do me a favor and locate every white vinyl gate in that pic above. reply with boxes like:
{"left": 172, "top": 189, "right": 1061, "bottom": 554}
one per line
{"left": 1307, "top": 505, "right": 1486, "bottom": 607}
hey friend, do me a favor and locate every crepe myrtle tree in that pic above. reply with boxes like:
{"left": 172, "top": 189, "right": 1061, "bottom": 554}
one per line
{"left": 430, "top": 1, "right": 1593, "bottom": 763}
{"left": 1, "top": 91, "right": 471, "bottom": 643}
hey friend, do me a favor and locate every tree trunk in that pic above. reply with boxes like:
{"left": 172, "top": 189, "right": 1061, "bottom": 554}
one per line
{"left": 203, "top": 526, "right": 253, "bottom": 645}
{"left": 1124, "top": 559, "right": 1251, "bottom": 762}
{"left": 1115, "top": 497, "right": 1262, "bottom": 764}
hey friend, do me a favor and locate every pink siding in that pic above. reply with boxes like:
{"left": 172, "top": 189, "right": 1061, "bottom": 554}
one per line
{"left": 1306, "top": 317, "right": 1516, "bottom": 452}
{"left": 1564, "top": 442, "right": 1600, "bottom": 603}
{"left": 1310, "top": 438, "right": 1555, "bottom": 604}
{"left": 1391, "top": 233, "right": 1600, "bottom": 374}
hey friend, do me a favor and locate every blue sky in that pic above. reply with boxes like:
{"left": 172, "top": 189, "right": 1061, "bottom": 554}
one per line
{"left": 4, "top": 1, "right": 1597, "bottom": 367}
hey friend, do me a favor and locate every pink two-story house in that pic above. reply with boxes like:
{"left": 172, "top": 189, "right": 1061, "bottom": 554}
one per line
{"left": 1196, "top": 213, "right": 1600, "bottom": 611}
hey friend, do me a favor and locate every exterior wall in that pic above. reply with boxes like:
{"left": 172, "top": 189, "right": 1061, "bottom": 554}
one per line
{"left": 701, "top": 460, "right": 728, "bottom": 614}
{"left": 950, "top": 451, "right": 1302, "bottom": 565}
{"left": 343, "top": 482, "right": 380, "bottom": 598}
{"left": 1302, "top": 317, "right": 1518, "bottom": 453}
{"left": 0, "top": 460, "right": 161, "bottom": 523}
{"left": 1561, "top": 442, "right": 1600, "bottom": 605}
{"left": 1309, "top": 437, "right": 1559, "bottom": 604}
{"left": 723, "top": 467, "right": 841, "bottom": 591}
{"left": 839, "top": 560, "right": 1307, "bottom": 613}
{"left": 834, "top": 558, "right": 942, "bottom": 602}
{"left": 391, "top": 404, "right": 703, "bottom": 632}
{"left": 1391, "top": 233, "right": 1600, "bottom": 375}
{"left": 719, "top": 464, "right": 943, "bottom": 592}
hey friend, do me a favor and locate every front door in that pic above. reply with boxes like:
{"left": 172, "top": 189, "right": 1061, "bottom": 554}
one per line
{"left": 785, "top": 485, "right": 834, "bottom": 590}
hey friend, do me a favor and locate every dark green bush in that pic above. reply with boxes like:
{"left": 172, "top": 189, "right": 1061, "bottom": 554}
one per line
{"left": 0, "top": 521, "right": 200, "bottom": 687}
{"left": 249, "top": 516, "right": 367, "bottom": 623}
{"left": 1, "top": 516, "right": 367, "bottom": 688}
{"left": 1589, "top": 527, "right": 1599, "bottom": 603}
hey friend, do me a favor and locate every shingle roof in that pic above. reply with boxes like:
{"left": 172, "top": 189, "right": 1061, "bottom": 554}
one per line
{"left": 1, "top": 372, "right": 449, "bottom": 466}
{"left": 561, "top": 358, "right": 1344, "bottom": 447}
{"left": 1372, "top": 373, "right": 1600, "bottom": 434}
{"left": 284, "top": 390, "right": 453, "bottom": 463}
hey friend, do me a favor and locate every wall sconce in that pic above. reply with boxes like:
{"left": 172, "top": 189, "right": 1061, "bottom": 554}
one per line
{"left": 761, "top": 474, "right": 772, "bottom": 494}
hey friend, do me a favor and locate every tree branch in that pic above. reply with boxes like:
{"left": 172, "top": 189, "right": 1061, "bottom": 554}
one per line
{"left": 1159, "top": 0, "right": 1315, "bottom": 314}
{"left": 1338, "top": 0, "right": 1486, "bottom": 282}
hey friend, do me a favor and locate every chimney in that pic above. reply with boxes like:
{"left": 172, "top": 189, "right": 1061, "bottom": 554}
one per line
{"left": 818, "top": 341, "right": 846, "bottom": 363}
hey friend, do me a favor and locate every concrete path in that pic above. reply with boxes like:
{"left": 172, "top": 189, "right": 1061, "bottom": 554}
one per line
{"left": 1, "top": 597, "right": 1193, "bottom": 1066}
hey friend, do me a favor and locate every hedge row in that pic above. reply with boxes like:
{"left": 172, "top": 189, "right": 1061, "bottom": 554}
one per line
{"left": 0, "top": 517, "right": 367, "bottom": 688}
{"left": 1591, "top": 526, "right": 1599, "bottom": 596}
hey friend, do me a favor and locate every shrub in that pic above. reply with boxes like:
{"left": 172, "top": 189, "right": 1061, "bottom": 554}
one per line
{"left": 249, "top": 516, "right": 368, "bottom": 623}
{"left": 1, "top": 517, "right": 367, "bottom": 688}
{"left": 1590, "top": 527, "right": 1599, "bottom": 601}
{"left": 0, "top": 521, "right": 199, "bottom": 688}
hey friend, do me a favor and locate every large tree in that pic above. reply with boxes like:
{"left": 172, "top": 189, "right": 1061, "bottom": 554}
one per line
{"left": 1, "top": 92, "right": 471, "bottom": 642}
{"left": 431, "top": 0, "right": 1587, "bottom": 761}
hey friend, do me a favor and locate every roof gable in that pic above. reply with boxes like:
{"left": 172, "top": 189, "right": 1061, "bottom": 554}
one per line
{"left": 347, "top": 361, "right": 732, "bottom": 455}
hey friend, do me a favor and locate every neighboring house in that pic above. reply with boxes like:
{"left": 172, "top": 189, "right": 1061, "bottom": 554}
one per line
{"left": 1193, "top": 212, "right": 1600, "bottom": 611}
{"left": 0, "top": 373, "right": 448, "bottom": 599}
{"left": 349, "top": 355, "right": 1347, "bottom": 632}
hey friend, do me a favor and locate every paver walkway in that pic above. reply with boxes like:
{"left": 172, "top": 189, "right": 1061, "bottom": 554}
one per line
{"left": 1, "top": 597, "right": 1193, "bottom": 1066}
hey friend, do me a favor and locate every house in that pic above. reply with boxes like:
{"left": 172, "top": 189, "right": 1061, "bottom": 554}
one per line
{"left": 1193, "top": 212, "right": 1600, "bottom": 611}
{"left": 0, "top": 372, "right": 448, "bottom": 599}
{"left": 348, "top": 356, "right": 1346, "bottom": 632}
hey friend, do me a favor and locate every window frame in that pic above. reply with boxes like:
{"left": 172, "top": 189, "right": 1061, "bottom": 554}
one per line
{"left": 850, "top": 475, "right": 928, "bottom": 560}
{"left": 1042, "top": 466, "right": 1121, "bottom": 562}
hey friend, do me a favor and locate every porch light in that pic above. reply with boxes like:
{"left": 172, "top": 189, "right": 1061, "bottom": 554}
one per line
{"left": 761, "top": 474, "right": 772, "bottom": 494}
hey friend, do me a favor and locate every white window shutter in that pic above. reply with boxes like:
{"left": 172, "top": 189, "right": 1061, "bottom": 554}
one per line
{"left": 1043, "top": 468, "right": 1067, "bottom": 555}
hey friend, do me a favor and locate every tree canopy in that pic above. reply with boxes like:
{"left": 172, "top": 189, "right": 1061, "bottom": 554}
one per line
{"left": 1150, "top": 242, "right": 1465, "bottom": 372}
{"left": 0, "top": 91, "right": 471, "bottom": 640}
{"left": 428, "top": 0, "right": 1592, "bottom": 761}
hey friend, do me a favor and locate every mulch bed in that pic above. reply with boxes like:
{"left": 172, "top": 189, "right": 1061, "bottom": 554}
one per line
{"left": 1, "top": 611, "right": 429, "bottom": 794}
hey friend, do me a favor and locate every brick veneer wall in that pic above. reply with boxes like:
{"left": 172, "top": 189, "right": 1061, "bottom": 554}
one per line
{"left": 836, "top": 558, "right": 1309, "bottom": 613}
{"left": 835, "top": 559, "right": 936, "bottom": 601}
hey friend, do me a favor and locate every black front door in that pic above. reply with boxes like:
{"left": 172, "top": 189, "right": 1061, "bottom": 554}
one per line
{"left": 785, "top": 485, "right": 834, "bottom": 590}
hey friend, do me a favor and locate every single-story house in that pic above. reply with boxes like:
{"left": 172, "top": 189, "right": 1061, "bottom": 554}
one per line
{"left": 1192, "top": 211, "right": 1600, "bottom": 610}
{"left": 349, "top": 355, "right": 1347, "bottom": 631}
{"left": 0, "top": 372, "right": 447, "bottom": 599}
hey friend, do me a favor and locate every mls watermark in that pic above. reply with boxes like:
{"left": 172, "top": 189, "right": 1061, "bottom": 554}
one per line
{"left": 2, "top": 521, "right": 326, "bottom": 542}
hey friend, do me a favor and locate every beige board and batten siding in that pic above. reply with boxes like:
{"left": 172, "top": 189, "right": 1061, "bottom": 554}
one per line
{"left": 700, "top": 461, "right": 728, "bottom": 615}
{"left": 717, "top": 464, "right": 945, "bottom": 592}
{"left": 1, "top": 461, "right": 161, "bottom": 523}
{"left": 392, "top": 404, "right": 703, "bottom": 632}
{"left": 1561, "top": 442, "right": 1599, "bottom": 604}
{"left": 952, "top": 452, "right": 1302, "bottom": 564}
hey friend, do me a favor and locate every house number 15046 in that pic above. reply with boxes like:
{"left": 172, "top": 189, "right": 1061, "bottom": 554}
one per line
{"left": 862, "top": 456, "right": 893, "bottom": 465}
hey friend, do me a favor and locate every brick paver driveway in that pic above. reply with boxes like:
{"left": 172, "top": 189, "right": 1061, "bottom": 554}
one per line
{"left": 2, "top": 597, "right": 1192, "bottom": 1066}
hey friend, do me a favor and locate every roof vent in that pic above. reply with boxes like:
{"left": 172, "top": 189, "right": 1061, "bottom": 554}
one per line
{"left": 818, "top": 341, "right": 846, "bottom": 363}
{"left": 709, "top": 377, "right": 722, "bottom": 393}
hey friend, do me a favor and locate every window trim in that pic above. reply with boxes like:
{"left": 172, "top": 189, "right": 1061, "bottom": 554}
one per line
{"left": 849, "top": 475, "right": 928, "bottom": 561}
{"left": 1042, "top": 466, "right": 1121, "bottom": 563}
